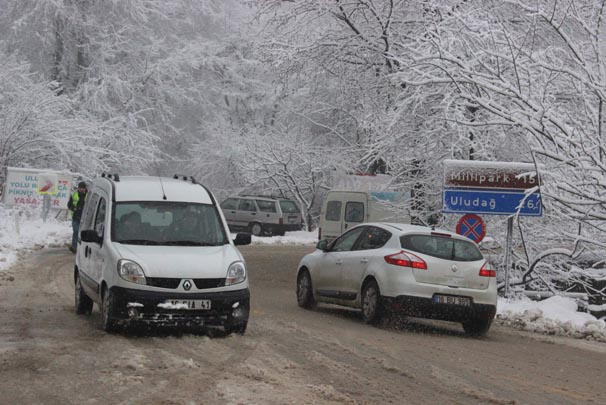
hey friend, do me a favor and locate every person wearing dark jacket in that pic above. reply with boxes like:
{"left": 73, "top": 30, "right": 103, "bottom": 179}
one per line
{"left": 67, "top": 182, "right": 88, "bottom": 253}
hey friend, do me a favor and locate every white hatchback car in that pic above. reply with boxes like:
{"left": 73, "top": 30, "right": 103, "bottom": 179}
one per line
{"left": 296, "top": 223, "right": 497, "bottom": 335}
{"left": 75, "top": 174, "right": 251, "bottom": 334}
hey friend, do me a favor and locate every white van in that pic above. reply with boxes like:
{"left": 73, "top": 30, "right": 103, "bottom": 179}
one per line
{"left": 74, "top": 174, "right": 251, "bottom": 334}
{"left": 318, "top": 190, "right": 411, "bottom": 242}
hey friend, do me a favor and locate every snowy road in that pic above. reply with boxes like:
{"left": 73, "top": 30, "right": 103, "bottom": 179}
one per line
{"left": 0, "top": 246, "right": 605, "bottom": 404}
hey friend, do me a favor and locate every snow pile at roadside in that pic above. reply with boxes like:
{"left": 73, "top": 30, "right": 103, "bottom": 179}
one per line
{"left": 232, "top": 230, "right": 318, "bottom": 246}
{"left": 497, "top": 296, "right": 606, "bottom": 342}
{"left": 0, "top": 206, "right": 71, "bottom": 272}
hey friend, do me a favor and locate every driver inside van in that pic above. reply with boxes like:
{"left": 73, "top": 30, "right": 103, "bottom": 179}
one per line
{"left": 117, "top": 211, "right": 143, "bottom": 241}
{"left": 170, "top": 208, "right": 201, "bottom": 241}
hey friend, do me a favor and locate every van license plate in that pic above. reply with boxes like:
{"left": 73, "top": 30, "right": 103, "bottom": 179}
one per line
{"left": 167, "top": 299, "right": 211, "bottom": 310}
{"left": 433, "top": 295, "right": 471, "bottom": 306}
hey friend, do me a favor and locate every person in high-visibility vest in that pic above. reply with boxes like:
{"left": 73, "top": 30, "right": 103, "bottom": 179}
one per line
{"left": 67, "top": 181, "right": 88, "bottom": 253}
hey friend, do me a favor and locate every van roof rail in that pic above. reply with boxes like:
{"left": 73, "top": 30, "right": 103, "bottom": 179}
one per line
{"left": 101, "top": 172, "right": 120, "bottom": 182}
{"left": 172, "top": 174, "right": 197, "bottom": 184}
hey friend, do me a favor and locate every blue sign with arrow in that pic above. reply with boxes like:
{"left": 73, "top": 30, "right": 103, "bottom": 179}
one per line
{"left": 443, "top": 189, "right": 541, "bottom": 216}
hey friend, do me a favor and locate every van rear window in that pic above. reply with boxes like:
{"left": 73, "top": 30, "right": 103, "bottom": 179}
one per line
{"left": 279, "top": 200, "right": 300, "bottom": 214}
{"left": 400, "top": 234, "right": 483, "bottom": 261}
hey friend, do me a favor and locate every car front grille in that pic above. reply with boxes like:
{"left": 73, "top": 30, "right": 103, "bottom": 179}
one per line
{"left": 194, "top": 278, "right": 226, "bottom": 289}
{"left": 145, "top": 277, "right": 226, "bottom": 290}
{"left": 146, "top": 277, "right": 181, "bottom": 289}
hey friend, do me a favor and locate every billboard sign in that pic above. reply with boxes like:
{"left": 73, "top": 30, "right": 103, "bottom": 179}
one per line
{"left": 3, "top": 167, "right": 72, "bottom": 208}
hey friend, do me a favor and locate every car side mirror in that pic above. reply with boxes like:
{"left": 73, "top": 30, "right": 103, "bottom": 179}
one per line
{"left": 316, "top": 239, "right": 329, "bottom": 252}
{"left": 234, "top": 233, "right": 252, "bottom": 246}
{"left": 80, "top": 229, "right": 102, "bottom": 244}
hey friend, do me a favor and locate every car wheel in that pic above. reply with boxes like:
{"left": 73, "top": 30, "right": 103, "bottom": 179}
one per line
{"left": 101, "top": 286, "right": 118, "bottom": 333}
{"left": 462, "top": 317, "right": 492, "bottom": 337}
{"left": 296, "top": 270, "right": 316, "bottom": 309}
{"left": 361, "top": 280, "right": 383, "bottom": 324}
{"left": 225, "top": 321, "right": 248, "bottom": 335}
{"left": 75, "top": 273, "right": 93, "bottom": 315}
{"left": 250, "top": 222, "right": 263, "bottom": 237}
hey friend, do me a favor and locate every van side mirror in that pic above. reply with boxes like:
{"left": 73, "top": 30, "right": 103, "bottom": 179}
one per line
{"left": 80, "top": 229, "right": 102, "bottom": 244}
{"left": 234, "top": 233, "right": 252, "bottom": 246}
{"left": 316, "top": 239, "right": 329, "bottom": 252}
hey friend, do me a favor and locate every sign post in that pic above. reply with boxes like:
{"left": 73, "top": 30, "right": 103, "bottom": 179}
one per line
{"left": 443, "top": 160, "right": 542, "bottom": 296}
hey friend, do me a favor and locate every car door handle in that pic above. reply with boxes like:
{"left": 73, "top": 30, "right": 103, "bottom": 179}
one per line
{"left": 336, "top": 260, "right": 343, "bottom": 265}
{"left": 230, "top": 211, "right": 236, "bottom": 214}
{"left": 251, "top": 213, "right": 256, "bottom": 215}
{"left": 361, "top": 258, "right": 368, "bottom": 264}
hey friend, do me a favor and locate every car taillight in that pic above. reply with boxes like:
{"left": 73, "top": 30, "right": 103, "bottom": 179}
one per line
{"left": 279, "top": 217, "right": 283, "bottom": 225}
{"left": 318, "top": 227, "right": 322, "bottom": 240}
{"left": 384, "top": 250, "right": 427, "bottom": 270}
{"left": 479, "top": 261, "right": 496, "bottom": 277}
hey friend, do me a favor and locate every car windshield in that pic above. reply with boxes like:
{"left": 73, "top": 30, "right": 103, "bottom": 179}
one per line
{"left": 279, "top": 200, "right": 300, "bottom": 213}
{"left": 400, "top": 234, "right": 483, "bottom": 262}
{"left": 112, "top": 202, "right": 228, "bottom": 246}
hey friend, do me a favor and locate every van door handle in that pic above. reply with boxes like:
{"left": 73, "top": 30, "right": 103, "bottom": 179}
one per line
{"left": 361, "top": 258, "right": 368, "bottom": 264}
{"left": 336, "top": 260, "right": 343, "bottom": 265}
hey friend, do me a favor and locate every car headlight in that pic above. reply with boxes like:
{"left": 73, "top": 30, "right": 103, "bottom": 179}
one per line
{"left": 117, "top": 259, "right": 147, "bottom": 285}
{"left": 226, "top": 261, "right": 246, "bottom": 285}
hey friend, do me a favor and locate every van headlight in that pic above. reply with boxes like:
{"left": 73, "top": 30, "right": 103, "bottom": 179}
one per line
{"left": 118, "top": 259, "right": 147, "bottom": 285}
{"left": 226, "top": 261, "right": 246, "bottom": 285}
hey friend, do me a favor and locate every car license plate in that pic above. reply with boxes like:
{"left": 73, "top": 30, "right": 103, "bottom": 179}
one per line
{"left": 166, "top": 299, "right": 211, "bottom": 310}
{"left": 288, "top": 216, "right": 298, "bottom": 223}
{"left": 433, "top": 295, "right": 471, "bottom": 306}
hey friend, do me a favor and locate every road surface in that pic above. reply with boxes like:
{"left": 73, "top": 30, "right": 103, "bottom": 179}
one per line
{"left": 0, "top": 245, "right": 604, "bottom": 404}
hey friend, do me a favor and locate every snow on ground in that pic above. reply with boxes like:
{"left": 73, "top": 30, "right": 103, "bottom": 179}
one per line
{"left": 0, "top": 206, "right": 72, "bottom": 272}
{"left": 497, "top": 296, "right": 606, "bottom": 342}
{"left": 232, "top": 230, "right": 317, "bottom": 245}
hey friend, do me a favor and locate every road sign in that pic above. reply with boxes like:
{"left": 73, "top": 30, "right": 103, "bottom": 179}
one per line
{"left": 456, "top": 214, "right": 486, "bottom": 243}
{"left": 443, "top": 189, "right": 542, "bottom": 216}
{"left": 444, "top": 160, "right": 540, "bottom": 190}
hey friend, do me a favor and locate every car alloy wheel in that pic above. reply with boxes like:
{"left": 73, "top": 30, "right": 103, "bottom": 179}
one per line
{"left": 361, "top": 280, "right": 383, "bottom": 324}
{"left": 297, "top": 270, "right": 316, "bottom": 309}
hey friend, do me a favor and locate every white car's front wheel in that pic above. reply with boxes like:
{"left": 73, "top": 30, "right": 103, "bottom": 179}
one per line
{"left": 361, "top": 280, "right": 383, "bottom": 324}
{"left": 296, "top": 270, "right": 316, "bottom": 309}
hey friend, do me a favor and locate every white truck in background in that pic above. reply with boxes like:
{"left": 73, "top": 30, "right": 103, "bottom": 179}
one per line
{"left": 318, "top": 190, "right": 411, "bottom": 242}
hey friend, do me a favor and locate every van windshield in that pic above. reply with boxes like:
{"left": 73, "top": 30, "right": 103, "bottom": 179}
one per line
{"left": 112, "top": 202, "right": 228, "bottom": 246}
{"left": 279, "top": 200, "right": 300, "bottom": 214}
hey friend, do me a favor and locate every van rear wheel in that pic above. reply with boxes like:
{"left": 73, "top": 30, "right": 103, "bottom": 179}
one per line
{"left": 250, "top": 222, "right": 263, "bottom": 236}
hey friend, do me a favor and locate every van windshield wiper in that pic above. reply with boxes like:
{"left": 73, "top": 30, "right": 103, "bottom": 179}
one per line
{"left": 163, "top": 240, "right": 217, "bottom": 246}
{"left": 116, "top": 239, "right": 160, "bottom": 245}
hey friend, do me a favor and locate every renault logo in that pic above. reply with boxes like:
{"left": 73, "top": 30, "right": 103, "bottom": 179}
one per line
{"left": 451, "top": 265, "right": 459, "bottom": 273}
{"left": 183, "top": 280, "right": 192, "bottom": 291}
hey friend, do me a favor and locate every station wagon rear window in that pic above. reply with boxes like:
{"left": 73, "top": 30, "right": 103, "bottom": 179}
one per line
{"left": 279, "top": 200, "right": 300, "bottom": 214}
{"left": 400, "top": 234, "right": 483, "bottom": 262}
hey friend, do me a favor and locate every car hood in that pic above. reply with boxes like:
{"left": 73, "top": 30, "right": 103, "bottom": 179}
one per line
{"left": 113, "top": 243, "right": 242, "bottom": 279}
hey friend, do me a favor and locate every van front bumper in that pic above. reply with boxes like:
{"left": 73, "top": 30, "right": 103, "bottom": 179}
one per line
{"left": 108, "top": 286, "right": 250, "bottom": 327}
